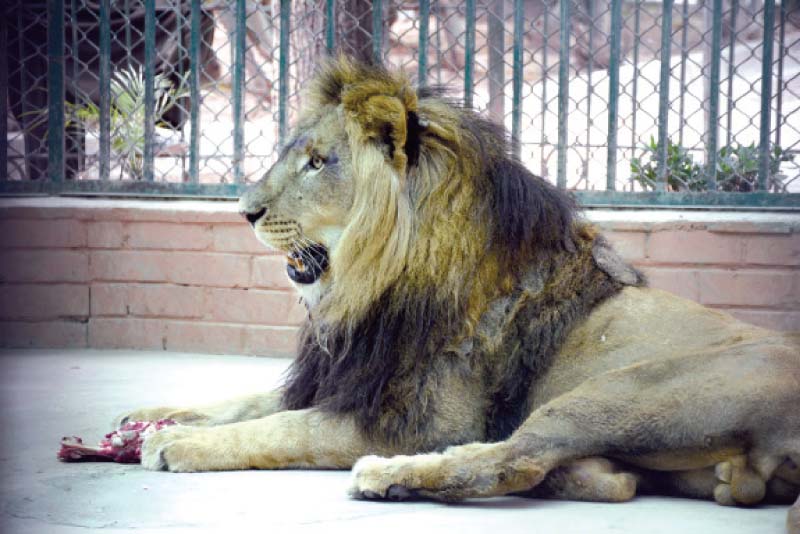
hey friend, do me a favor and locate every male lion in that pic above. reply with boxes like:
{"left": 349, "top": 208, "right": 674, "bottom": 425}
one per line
{"left": 124, "top": 58, "right": 800, "bottom": 531}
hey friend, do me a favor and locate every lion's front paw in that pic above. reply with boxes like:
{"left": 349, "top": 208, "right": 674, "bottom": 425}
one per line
{"left": 141, "top": 426, "right": 223, "bottom": 472}
{"left": 349, "top": 454, "right": 427, "bottom": 501}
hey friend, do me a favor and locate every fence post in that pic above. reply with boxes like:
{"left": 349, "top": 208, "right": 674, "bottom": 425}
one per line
{"left": 232, "top": 0, "right": 246, "bottom": 183}
{"left": 656, "top": 0, "right": 674, "bottom": 191}
{"left": 758, "top": 0, "right": 775, "bottom": 191}
{"left": 99, "top": 0, "right": 111, "bottom": 182}
{"left": 326, "top": 0, "right": 335, "bottom": 54}
{"left": 606, "top": 0, "right": 623, "bottom": 191}
{"left": 189, "top": 0, "right": 201, "bottom": 182}
{"left": 279, "top": 0, "right": 290, "bottom": 143}
{"left": 372, "top": 0, "right": 383, "bottom": 63}
{"left": 0, "top": 13, "right": 7, "bottom": 181}
{"left": 418, "top": 0, "right": 429, "bottom": 86}
{"left": 47, "top": 0, "right": 65, "bottom": 183}
{"left": 705, "top": 0, "right": 722, "bottom": 190}
{"left": 511, "top": 0, "right": 523, "bottom": 159}
{"left": 143, "top": 0, "right": 155, "bottom": 182}
{"left": 556, "top": 0, "right": 570, "bottom": 189}
{"left": 487, "top": 0, "right": 505, "bottom": 124}
{"left": 463, "top": 0, "right": 476, "bottom": 108}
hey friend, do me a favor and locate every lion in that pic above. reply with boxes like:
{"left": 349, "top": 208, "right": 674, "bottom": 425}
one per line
{"left": 121, "top": 57, "right": 800, "bottom": 531}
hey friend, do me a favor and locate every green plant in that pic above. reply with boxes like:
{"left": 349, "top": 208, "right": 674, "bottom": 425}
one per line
{"left": 630, "top": 137, "right": 704, "bottom": 192}
{"left": 631, "top": 138, "right": 795, "bottom": 192}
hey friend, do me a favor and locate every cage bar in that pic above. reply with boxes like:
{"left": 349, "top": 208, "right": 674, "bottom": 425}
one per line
{"left": 418, "top": 0, "right": 429, "bottom": 86}
{"left": 326, "top": 0, "right": 335, "bottom": 54}
{"left": 463, "top": 0, "right": 476, "bottom": 108}
{"left": 656, "top": 0, "right": 674, "bottom": 191}
{"left": 47, "top": 0, "right": 65, "bottom": 182}
{"left": 606, "top": 0, "right": 623, "bottom": 191}
{"left": 99, "top": 0, "right": 111, "bottom": 182}
{"left": 511, "top": 0, "right": 523, "bottom": 159}
{"left": 372, "top": 0, "right": 383, "bottom": 63}
{"left": 725, "top": 0, "right": 738, "bottom": 146}
{"left": 557, "top": 0, "right": 570, "bottom": 189}
{"left": 232, "top": 0, "right": 246, "bottom": 183}
{"left": 279, "top": 0, "right": 290, "bottom": 142}
{"left": 758, "top": 0, "right": 775, "bottom": 190}
{"left": 189, "top": 0, "right": 201, "bottom": 182}
{"left": 705, "top": 0, "right": 723, "bottom": 190}
{"left": 143, "top": 0, "right": 156, "bottom": 182}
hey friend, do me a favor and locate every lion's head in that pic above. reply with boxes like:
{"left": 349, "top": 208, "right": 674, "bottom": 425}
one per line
{"left": 239, "top": 57, "right": 575, "bottom": 330}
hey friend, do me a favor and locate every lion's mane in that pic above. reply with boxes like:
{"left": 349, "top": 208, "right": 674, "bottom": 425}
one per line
{"left": 282, "top": 58, "right": 642, "bottom": 447}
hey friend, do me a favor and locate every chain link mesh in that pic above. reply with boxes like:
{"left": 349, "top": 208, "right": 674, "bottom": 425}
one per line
{"left": 3, "top": 0, "right": 799, "bottom": 193}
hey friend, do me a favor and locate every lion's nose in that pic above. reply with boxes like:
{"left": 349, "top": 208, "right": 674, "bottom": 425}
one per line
{"left": 240, "top": 207, "right": 267, "bottom": 227}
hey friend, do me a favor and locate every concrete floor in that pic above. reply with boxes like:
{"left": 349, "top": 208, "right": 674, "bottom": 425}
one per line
{"left": 0, "top": 349, "right": 791, "bottom": 534}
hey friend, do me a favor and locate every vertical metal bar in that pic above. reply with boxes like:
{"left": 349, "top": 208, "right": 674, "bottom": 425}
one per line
{"left": 325, "top": 0, "right": 335, "bottom": 54}
{"left": 0, "top": 14, "right": 7, "bottom": 181}
{"left": 583, "top": 1, "right": 595, "bottom": 186}
{"left": 511, "top": 0, "right": 523, "bottom": 159}
{"left": 125, "top": 0, "right": 132, "bottom": 52}
{"left": 143, "top": 0, "right": 156, "bottom": 182}
{"left": 775, "top": 0, "right": 786, "bottom": 148}
{"left": 99, "top": 0, "right": 111, "bottom": 182}
{"left": 678, "top": 0, "right": 689, "bottom": 146}
{"left": 47, "top": 0, "right": 65, "bottom": 183}
{"left": 630, "top": 1, "right": 640, "bottom": 161}
{"left": 372, "top": 0, "right": 383, "bottom": 63}
{"left": 725, "top": 0, "right": 738, "bottom": 146}
{"left": 279, "top": 0, "right": 290, "bottom": 143}
{"left": 757, "top": 0, "right": 775, "bottom": 190}
{"left": 487, "top": 0, "right": 505, "bottom": 124}
{"left": 655, "top": 0, "right": 674, "bottom": 191}
{"left": 189, "top": 0, "right": 201, "bottom": 183}
{"left": 232, "top": 0, "right": 246, "bottom": 183}
{"left": 606, "top": 0, "right": 623, "bottom": 191}
{"left": 418, "top": 0, "right": 430, "bottom": 86}
{"left": 705, "top": 0, "right": 722, "bottom": 190}
{"left": 464, "top": 0, "right": 476, "bottom": 108}
{"left": 556, "top": 0, "right": 570, "bottom": 189}
{"left": 540, "top": 3, "right": 549, "bottom": 177}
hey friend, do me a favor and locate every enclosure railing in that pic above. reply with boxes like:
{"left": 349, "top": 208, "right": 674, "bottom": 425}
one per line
{"left": 2, "top": 0, "right": 799, "bottom": 208}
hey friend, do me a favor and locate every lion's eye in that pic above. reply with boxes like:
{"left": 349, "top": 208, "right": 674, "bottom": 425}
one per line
{"left": 309, "top": 154, "right": 324, "bottom": 170}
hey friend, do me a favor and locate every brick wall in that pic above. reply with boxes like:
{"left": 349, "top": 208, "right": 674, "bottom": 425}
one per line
{"left": 0, "top": 198, "right": 797, "bottom": 354}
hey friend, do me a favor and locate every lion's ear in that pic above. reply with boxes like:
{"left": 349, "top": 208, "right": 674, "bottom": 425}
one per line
{"left": 343, "top": 90, "right": 418, "bottom": 175}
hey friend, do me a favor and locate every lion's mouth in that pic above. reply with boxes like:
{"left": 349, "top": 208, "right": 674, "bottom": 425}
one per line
{"left": 287, "top": 244, "right": 329, "bottom": 285}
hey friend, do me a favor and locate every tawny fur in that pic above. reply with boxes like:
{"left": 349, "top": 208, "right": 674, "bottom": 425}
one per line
{"left": 120, "top": 57, "right": 799, "bottom": 531}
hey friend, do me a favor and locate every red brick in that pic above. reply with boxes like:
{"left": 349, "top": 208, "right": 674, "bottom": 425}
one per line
{"left": 637, "top": 266, "right": 699, "bottom": 302}
{"left": 242, "top": 325, "right": 299, "bottom": 356}
{"left": 125, "top": 222, "right": 213, "bottom": 250}
{"left": 741, "top": 234, "right": 800, "bottom": 266}
{"left": 0, "top": 219, "right": 86, "bottom": 249}
{"left": 697, "top": 269, "right": 798, "bottom": 308}
{"left": 212, "top": 224, "right": 270, "bottom": 254}
{"left": 88, "top": 221, "right": 125, "bottom": 248}
{"left": 251, "top": 255, "right": 294, "bottom": 290}
{"left": 89, "top": 251, "right": 250, "bottom": 287}
{"left": 646, "top": 230, "right": 744, "bottom": 264}
{"left": 128, "top": 284, "right": 205, "bottom": 318}
{"left": 0, "top": 320, "right": 86, "bottom": 348}
{"left": 0, "top": 284, "right": 88, "bottom": 320}
{"left": 164, "top": 321, "right": 245, "bottom": 354}
{"left": 602, "top": 231, "right": 647, "bottom": 262}
{"left": 90, "top": 283, "right": 129, "bottom": 316}
{"left": 722, "top": 309, "right": 800, "bottom": 332}
{"left": 88, "top": 317, "right": 166, "bottom": 350}
{"left": 0, "top": 250, "right": 88, "bottom": 283}
{"left": 205, "top": 288, "right": 307, "bottom": 325}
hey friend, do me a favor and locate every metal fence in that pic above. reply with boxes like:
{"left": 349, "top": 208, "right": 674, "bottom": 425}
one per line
{"left": 2, "top": 0, "right": 799, "bottom": 207}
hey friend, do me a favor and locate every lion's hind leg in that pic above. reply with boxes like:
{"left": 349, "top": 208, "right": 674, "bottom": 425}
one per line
{"left": 525, "top": 457, "right": 639, "bottom": 503}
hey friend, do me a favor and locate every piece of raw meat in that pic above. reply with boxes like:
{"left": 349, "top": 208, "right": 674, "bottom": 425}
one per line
{"left": 58, "top": 419, "right": 177, "bottom": 463}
